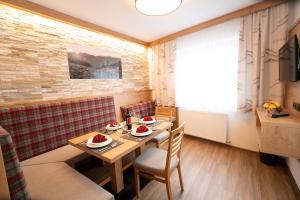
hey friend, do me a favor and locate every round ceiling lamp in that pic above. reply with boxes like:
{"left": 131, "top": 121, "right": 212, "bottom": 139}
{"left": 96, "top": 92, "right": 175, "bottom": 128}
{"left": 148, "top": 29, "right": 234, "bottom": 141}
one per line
{"left": 135, "top": 0, "right": 182, "bottom": 16}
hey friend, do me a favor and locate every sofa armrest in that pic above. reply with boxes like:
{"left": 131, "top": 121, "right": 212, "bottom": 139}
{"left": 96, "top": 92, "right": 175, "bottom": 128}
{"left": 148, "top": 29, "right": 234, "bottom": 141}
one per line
{"left": 0, "top": 126, "right": 30, "bottom": 200}
{"left": 0, "top": 144, "right": 10, "bottom": 200}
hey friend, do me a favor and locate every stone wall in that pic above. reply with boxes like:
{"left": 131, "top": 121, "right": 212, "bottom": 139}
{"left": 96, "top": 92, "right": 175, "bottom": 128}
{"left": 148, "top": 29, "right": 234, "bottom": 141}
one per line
{"left": 0, "top": 5, "right": 149, "bottom": 104}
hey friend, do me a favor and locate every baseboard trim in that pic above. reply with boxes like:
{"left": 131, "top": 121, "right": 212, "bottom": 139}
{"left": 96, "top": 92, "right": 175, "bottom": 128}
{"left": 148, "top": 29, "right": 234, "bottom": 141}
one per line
{"left": 183, "top": 134, "right": 259, "bottom": 153}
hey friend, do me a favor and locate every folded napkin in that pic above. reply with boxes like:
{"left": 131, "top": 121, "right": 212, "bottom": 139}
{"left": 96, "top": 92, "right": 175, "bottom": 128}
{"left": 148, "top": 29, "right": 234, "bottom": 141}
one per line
{"left": 92, "top": 134, "right": 107, "bottom": 143}
{"left": 143, "top": 116, "right": 153, "bottom": 121}
{"left": 109, "top": 121, "right": 118, "bottom": 127}
{"left": 136, "top": 125, "right": 149, "bottom": 133}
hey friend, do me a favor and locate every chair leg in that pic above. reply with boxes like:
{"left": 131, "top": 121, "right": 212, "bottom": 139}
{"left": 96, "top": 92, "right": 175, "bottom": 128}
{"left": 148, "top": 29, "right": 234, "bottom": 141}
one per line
{"left": 166, "top": 176, "right": 173, "bottom": 200}
{"left": 156, "top": 141, "right": 160, "bottom": 148}
{"left": 134, "top": 168, "right": 140, "bottom": 199}
{"left": 177, "top": 164, "right": 184, "bottom": 192}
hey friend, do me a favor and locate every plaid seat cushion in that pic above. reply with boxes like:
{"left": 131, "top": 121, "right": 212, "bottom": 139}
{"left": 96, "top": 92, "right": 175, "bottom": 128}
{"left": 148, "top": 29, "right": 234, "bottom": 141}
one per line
{"left": 0, "top": 96, "right": 116, "bottom": 161}
{"left": 0, "top": 126, "right": 30, "bottom": 200}
{"left": 121, "top": 101, "right": 156, "bottom": 121}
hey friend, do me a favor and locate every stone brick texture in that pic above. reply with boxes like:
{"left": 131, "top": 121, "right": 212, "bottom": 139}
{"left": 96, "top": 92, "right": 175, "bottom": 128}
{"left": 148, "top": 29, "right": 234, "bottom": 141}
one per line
{"left": 0, "top": 5, "right": 149, "bottom": 104}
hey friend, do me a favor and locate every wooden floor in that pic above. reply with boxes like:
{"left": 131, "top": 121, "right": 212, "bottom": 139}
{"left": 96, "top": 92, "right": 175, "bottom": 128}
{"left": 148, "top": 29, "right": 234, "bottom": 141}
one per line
{"left": 137, "top": 135, "right": 300, "bottom": 200}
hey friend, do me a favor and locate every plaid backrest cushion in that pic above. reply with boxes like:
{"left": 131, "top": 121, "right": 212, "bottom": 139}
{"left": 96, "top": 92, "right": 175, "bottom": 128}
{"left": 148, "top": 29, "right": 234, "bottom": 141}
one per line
{"left": 0, "top": 126, "right": 30, "bottom": 200}
{"left": 120, "top": 101, "right": 155, "bottom": 120}
{"left": 0, "top": 96, "right": 116, "bottom": 161}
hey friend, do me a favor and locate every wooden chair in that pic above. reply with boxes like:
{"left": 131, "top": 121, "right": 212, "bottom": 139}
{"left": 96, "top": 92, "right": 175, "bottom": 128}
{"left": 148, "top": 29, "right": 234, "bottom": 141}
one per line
{"left": 155, "top": 106, "right": 174, "bottom": 122}
{"left": 151, "top": 107, "right": 173, "bottom": 148}
{"left": 134, "top": 122, "right": 185, "bottom": 200}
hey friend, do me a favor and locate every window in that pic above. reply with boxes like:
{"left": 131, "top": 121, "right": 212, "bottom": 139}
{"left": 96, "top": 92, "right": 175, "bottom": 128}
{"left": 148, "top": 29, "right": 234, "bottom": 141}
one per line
{"left": 175, "top": 19, "right": 240, "bottom": 113}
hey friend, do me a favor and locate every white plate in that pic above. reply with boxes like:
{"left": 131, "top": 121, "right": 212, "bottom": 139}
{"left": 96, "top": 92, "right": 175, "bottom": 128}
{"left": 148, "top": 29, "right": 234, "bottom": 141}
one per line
{"left": 105, "top": 124, "right": 122, "bottom": 131}
{"left": 140, "top": 118, "right": 156, "bottom": 125}
{"left": 131, "top": 127, "right": 152, "bottom": 137}
{"left": 86, "top": 135, "right": 112, "bottom": 148}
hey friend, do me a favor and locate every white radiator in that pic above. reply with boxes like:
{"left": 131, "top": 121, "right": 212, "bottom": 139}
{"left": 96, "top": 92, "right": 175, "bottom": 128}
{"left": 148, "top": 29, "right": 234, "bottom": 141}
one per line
{"left": 178, "top": 109, "right": 228, "bottom": 143}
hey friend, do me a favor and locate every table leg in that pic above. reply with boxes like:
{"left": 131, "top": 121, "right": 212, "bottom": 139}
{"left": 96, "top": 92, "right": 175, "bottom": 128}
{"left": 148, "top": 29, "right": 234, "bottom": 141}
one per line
{"left": 110, "top": 159, "right": 124, "bottom": 193}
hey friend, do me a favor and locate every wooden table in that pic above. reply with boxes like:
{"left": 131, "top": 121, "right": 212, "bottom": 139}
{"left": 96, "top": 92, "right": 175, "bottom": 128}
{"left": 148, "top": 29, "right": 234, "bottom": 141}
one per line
{"left": 68, "top": 121, "right": 173, "bottom": 193}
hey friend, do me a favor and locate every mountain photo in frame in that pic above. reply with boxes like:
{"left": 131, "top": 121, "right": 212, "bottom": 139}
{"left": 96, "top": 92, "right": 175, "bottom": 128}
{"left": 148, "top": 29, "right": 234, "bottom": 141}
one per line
{"left": 67, "top": 44, "right": 122, "bottom": 79}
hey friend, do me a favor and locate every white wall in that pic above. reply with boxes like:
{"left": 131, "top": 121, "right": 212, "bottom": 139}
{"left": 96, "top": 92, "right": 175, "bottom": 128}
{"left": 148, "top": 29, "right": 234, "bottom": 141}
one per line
{"left": 228, "top": 112, "right": 259, "bottom": 152}
{"left": 286, "top": 0, "right": 300, "bottom": 190}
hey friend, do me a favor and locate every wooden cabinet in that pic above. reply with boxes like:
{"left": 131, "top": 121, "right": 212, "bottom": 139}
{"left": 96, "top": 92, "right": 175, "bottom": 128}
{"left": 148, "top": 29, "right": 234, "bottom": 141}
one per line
{"left": 256, "top": 108, "right": 300, "bottom": 159}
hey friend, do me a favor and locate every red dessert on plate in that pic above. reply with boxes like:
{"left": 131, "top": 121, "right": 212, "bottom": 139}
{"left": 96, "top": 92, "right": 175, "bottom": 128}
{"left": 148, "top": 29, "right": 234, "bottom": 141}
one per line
{"left": 92, "top": 134, "right": 107, "bottom": 143}
{"left": 143, "top": 116, "right": 153, "bottom": 121}
{"left": 136, "top": 125, "right": 149, "bottom": 133}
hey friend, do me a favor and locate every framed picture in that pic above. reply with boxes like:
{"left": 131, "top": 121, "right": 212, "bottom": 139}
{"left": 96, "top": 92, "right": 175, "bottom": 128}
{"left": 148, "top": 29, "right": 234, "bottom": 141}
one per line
{"left": 67, "top": 44, "right": 122, "bottom": 79}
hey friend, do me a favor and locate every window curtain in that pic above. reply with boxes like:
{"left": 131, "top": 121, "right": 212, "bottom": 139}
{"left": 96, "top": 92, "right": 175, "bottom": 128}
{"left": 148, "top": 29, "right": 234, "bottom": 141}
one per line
{"left": 150, "top": 41, "right": 176, "bottom": 106}
{"left": 176, "top": 19, "right": 240, "bottom": 113}
{"left": 237, "top": 3, "right": 288, "bottom": 112}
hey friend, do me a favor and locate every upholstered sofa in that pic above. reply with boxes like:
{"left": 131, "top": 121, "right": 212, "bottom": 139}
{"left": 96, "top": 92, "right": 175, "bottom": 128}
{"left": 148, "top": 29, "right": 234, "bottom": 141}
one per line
{"left": 120, "top": 100, "right": 156, "bottom": 121}
{"left": 120, "top": 101, "right": 177, "bottom": 125}
{"left": 0, "top": 96, "right": 116, "bottom": 200}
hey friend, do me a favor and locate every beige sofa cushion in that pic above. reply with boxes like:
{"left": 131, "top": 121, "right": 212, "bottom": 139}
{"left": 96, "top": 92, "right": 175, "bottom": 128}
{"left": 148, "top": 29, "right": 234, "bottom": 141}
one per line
{"left": 22, "top": 162, "right": 114, "bottom": 200}
{"left": 21, "top": 145, "right": 88, "bottom": 167}
{"left": 134, "top": 147, "right": 179, "bottom": 176}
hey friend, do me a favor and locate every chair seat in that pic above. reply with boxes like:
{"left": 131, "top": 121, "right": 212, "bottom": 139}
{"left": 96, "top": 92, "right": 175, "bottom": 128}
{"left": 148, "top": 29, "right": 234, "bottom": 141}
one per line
{"left": 134, "top": 148, "right": 179, "bottom": 176}
{"left": 152, "top": 130, "right": 169, "bottom": 142}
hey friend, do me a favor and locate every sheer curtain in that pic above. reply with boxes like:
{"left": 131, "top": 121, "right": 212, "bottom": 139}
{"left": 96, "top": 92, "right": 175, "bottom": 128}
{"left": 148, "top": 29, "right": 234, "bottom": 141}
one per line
{"left": 176, "top": 19, "right": 240, "bottom": 113}
{"left": 237, "top": 3, "right": 288, "bottom": 112}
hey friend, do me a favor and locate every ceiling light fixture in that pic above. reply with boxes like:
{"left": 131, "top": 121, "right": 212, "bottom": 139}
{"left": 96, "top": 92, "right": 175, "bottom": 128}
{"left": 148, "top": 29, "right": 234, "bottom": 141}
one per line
{"left": 135, "top": 0, "right": 182, "bottom": 16}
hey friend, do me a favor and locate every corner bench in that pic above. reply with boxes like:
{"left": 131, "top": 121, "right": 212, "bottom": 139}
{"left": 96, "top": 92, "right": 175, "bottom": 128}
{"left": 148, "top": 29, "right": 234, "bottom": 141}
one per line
{"left": 0, "top": 96, "right": 116, "bottom": 200}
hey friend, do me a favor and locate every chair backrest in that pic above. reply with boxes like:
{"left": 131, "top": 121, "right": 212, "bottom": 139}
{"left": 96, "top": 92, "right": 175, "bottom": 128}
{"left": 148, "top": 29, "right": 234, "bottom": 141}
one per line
{"left": 0, "top": 96, "right": 116, "bottom": 161}
{"left": 155, "top": 107, "right": 173, "bottom": 122}
{"left": 0, "top": 126, "right": 30, "bottom": 200}
{"left": 166, "top": 122, "right": 185, "bottom": 173}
